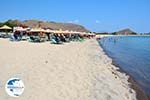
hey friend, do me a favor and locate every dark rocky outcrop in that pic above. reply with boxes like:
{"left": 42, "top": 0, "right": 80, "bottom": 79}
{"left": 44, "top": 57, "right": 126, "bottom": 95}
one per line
{"left": 114, "top": 28, "right": 137, "bottom": 35}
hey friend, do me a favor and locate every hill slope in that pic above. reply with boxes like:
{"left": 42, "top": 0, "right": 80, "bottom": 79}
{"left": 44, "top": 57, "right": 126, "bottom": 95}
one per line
{"left": 3, "top": 20, "right": 90, "bottom": 32}
{"left": 116, "top": 28, "right": 137, "bottom": 35}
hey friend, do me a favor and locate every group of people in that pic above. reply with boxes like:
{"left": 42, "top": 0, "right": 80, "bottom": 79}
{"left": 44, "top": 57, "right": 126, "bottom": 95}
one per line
{"left": 5, "top": 31, "right": 93, "bottom": 44}
{"left": 0, "top": 25, "right": 95, "bottom": 44}
{"left": 50, "top": 34, "right": 85, "bottom": 44}
{"left": 0, "top": 27, "right": 95, "bottom": 44}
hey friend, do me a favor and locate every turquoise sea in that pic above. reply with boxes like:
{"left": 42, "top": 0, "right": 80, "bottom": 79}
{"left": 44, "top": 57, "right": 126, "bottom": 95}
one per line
{"left": 100, "top": 36, "right": 150, "bottom": 97}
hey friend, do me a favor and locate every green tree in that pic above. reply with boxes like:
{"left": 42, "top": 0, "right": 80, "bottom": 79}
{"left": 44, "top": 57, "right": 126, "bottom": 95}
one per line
{"left": 112, "top": 32, "right": 117, "bottom": 35}
{"left": 0, "top": 19, "right": 17, "bottom": 28}
{"left": 131, "top": 32, "right": 137, "bottom": 35}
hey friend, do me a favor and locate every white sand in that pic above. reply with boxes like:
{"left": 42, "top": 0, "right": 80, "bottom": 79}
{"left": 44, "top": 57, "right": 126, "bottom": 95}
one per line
{"left": 0, "top": 38, "right": 136, "bottom": 100}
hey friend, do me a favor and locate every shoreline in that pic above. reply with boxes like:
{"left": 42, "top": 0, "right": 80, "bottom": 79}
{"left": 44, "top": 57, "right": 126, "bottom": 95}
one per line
{"left": 111, "top": 61, "right": 149, "bottom": 100}
{"left": 97, "top": 38, "right": 149, "bottom": 100}
{"left": 96, "top": 34, "right": 150, "bottom": 38}
{"left": 0, "top": 38, "right": 137, "bottom": 100}
{"left": 89, "top": 38, "right": 137, "bottom": 100}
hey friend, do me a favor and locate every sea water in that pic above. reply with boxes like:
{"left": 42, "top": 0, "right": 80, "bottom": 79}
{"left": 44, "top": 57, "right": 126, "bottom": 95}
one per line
{"left": 100, "top": 36, "right": 150, "bottom": 96}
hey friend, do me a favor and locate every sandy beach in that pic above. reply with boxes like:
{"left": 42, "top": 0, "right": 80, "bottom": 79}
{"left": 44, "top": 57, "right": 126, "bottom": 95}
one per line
{"left": 0, "top": 38, "right": 136, "bottom": 100}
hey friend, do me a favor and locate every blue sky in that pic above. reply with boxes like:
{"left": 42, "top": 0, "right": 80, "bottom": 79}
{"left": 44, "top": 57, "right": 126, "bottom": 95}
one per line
{"left": 0, "top": 0, "right": 150, "bottom": 33}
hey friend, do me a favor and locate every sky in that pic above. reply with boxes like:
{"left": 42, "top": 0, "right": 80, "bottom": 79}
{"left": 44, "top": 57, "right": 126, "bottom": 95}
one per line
{"left": 0, "top": 0, "right": 150, "bottom": 33}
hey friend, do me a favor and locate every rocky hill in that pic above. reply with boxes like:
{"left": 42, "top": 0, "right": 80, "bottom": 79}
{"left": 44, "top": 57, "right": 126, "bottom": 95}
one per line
{"left": 115, "top": 28, "right": 137, "bottom": 35}
{"left": 0, "top": 20, "right": 90, "bottom": 32}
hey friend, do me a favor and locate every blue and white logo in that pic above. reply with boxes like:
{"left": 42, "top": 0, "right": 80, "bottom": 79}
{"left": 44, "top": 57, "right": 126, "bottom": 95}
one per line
{"left": 5, "top": 78, "right": 25, "bottom": 97}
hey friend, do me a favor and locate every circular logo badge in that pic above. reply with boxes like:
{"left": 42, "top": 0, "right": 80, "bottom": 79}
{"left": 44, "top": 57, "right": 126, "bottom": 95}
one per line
{"left": 5, "top": 78, "right": 25, "bottom": 97}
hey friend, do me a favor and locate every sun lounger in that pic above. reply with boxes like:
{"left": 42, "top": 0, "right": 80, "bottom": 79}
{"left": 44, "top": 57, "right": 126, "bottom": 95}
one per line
{"left": 51, "top": 38, "right": 63, "bottom": 44}
{"left": 9, "top": 35, "right": 21, "bottom": 41}
{"left": 21, "top": 36, "right": 29, "bottom": 41}
{"left": 51, "top": 38, "right": 57, "bottom": 44}
{"left": 0, "top": 33, "right": 10, "bottom": 38}
{"left": 28, "top": 36, "right": 41, "bottom": 42}
{"left": 79, "top": 38, "right": 85, "bottom": 42}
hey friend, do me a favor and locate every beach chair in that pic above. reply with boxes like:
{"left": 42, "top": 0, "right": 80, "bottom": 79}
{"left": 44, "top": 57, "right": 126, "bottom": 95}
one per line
{"left": 21, "top": 36, "right": 29, "bottom": 41}
{"left": 28, "top": 36, "right": 40, "bottom": 42}
{"left": 0, "top": 33, "right": 9, "bottom": 38}
{"left": 56, "top": 37, "right": 63, "bottom": 44}
{"left": 79, "top": 38, "right": 85, "bottom": 42}
{"left": 65, "top": 38, "right": 70, "bottom": 42}
{"left": 40, "top": 37, "right": 46, "bottom": 42}
{"left": 51, "top": 38, "right": 57, "bottom": 44}
{"left": 9, "top": 35, "right": 15, "bottom": 41}
{"left": 51, "top": 38, "right": 63, "bottom": 44}
{"left": 9, "top": 35, "right": 21, "bottom": 41}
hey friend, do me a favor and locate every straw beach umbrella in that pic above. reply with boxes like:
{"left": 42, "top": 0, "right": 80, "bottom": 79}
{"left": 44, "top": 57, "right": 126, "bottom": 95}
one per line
{"left": 13, "top": 27, "right": 29, "bottom": 32}
{"left": 29, "top": 28, "right": 46, "bottom": 37}
{"left": 29, "top": 28, "right": 45, "bottom": 33}
{"left": 0, "top": 25, "right": 12, "bottom": 30}
{"left": 0, "top": 25, "right": 12, "bottom": 33}
{"left": 0, "top": 25, "right": 12, "bottom": 36}
{"left": 44, "top": 29, "right": 54, "bottom": 33}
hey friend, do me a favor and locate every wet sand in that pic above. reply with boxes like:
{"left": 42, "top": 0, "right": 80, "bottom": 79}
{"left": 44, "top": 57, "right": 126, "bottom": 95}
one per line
{"left": 111, "top": 60, "right": 149, "bottom": 100}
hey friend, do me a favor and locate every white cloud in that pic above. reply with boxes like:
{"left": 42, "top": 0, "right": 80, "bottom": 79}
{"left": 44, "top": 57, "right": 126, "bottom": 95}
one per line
{"left": 68, "top": 19, "right": 79, "bottom": 23}
{"left": 95, "top": 20, "right": 100, "bottom": 24}
{"left": 68, "top": 21, "right": 73, "bottom": 23}
{"left": 74, "top": 19, "right": 79, "bottom": 23}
